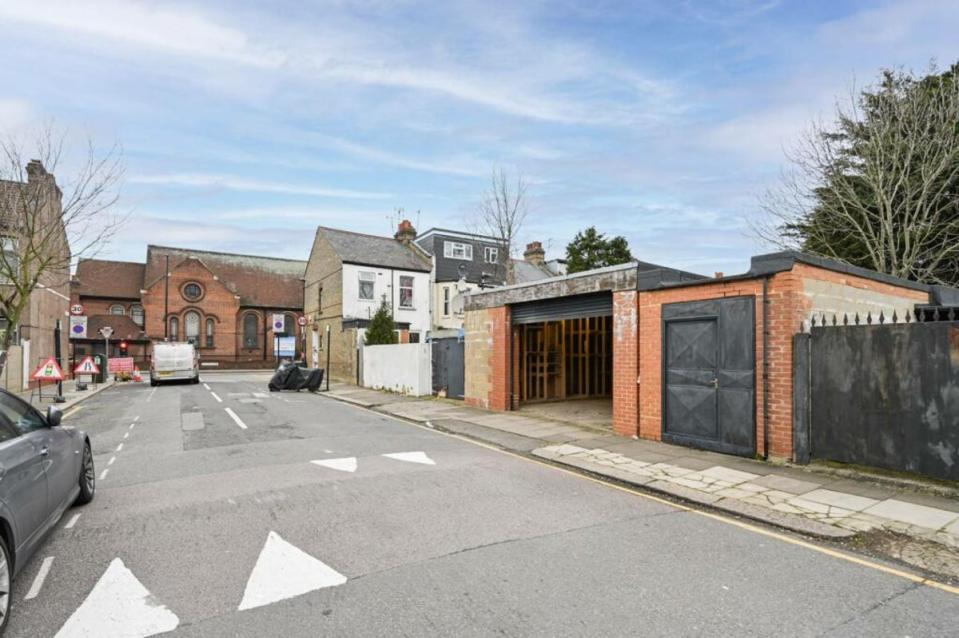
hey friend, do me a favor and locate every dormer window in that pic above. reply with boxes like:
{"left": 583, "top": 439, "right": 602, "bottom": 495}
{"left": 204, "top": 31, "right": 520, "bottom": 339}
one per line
{"left": 444, "top": 241, "right": 473, "bottom": 261}
{"left": 485, "top": 246, "right": 498, "bottom": 264}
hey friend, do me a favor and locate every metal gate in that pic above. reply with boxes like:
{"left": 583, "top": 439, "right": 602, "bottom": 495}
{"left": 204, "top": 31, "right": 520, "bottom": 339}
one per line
{"left": 662, "top": 296, "right": 755, "bottom": 456}
{"left": 432, "top": 337, "right": 464, "bottom": 399}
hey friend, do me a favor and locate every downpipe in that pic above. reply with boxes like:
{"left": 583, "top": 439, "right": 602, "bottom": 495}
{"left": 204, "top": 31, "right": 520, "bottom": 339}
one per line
{"left": 762, "top": 276, "right": 770, "bottom": 460}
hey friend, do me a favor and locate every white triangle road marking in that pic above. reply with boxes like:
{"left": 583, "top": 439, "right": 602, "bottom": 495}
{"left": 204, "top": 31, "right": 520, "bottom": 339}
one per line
{"left": 310, "top": 457, "right": 357, "bottom": 473}
{"left": 55, "top": 558, "right": 179, "bottom": 638}
{"left": 238, "top": 531, "right": 347, "bottom": 611}
{"left": 382, "top": 451, "right": 436, "bottom": 465}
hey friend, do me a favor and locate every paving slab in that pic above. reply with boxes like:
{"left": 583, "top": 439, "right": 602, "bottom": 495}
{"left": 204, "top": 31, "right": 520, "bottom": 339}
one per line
{"left": 699, "top": 466, "right": 759, "bottom": 484}
{"left": 799, "top": 489, "right": 879, "bottom": 512}
{"left": 747, "top": 474, "right": 822, "bottom": 495}
{"left": 863, "top": 499, "right": 959, "bottom": 531}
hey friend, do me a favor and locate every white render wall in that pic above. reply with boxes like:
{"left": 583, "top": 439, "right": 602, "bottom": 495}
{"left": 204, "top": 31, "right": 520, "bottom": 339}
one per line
{"left": 362, "top": 342, "right": 431, "bottom": 396}
{"left": 431, "top": 281, "right": 480, "bottom": 331}
{"left": 341, "top": 263, "right": 431, "bottom": 334}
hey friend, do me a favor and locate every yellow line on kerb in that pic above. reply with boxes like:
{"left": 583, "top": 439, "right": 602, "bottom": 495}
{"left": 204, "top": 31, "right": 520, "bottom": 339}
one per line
{"left": 62, "top": 406, "right": 84, "bottom": 420}
{"left": 323, "top": 394, "right": 959, "bottom": 598}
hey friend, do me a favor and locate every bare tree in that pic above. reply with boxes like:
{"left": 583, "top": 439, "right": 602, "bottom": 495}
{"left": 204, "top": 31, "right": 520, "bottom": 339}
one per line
{"left": 476, "top": 167, "right": 529, "bottom": 285}
{"left": 0, "top": 123, "right": 126, "bottom": 374}
{"left": 756, "top": 64, "right": 959, "bottom": 284}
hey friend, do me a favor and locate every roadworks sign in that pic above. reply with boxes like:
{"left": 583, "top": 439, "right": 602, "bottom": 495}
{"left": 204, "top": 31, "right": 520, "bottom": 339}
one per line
{"left": 75, "top": 356, "right": 101, "bottom": 375}
{"left": 32, "top": 357, "right": 65, "bottom": 382}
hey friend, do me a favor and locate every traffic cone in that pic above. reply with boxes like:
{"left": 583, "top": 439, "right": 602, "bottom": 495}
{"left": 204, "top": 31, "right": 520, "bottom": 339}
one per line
{"left": 133, "top": 366, "right": 143, "bottom": 382}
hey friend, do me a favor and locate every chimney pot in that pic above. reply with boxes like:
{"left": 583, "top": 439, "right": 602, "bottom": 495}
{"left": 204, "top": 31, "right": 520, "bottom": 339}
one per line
{"left": 524, "top": 241, "right": 545, "bottom": 266}
{"left": 714, "top": 271, "right": 724, "bottom": 278}
{"left": 394, "top": 219, "right": 417, "bottom": 244}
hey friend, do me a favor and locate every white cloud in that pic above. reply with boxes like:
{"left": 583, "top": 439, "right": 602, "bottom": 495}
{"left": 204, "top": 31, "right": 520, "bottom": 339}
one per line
{"left": 0, "top": 99, "right": 32, "bottom": 133}
{"left": 128, "top": 173, "right": 391, "bottom": 199}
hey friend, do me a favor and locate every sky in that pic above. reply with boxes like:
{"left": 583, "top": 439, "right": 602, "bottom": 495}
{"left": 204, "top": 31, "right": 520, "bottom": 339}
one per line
{"left": 1, "top": 0, "right": 958, "bottom": 275}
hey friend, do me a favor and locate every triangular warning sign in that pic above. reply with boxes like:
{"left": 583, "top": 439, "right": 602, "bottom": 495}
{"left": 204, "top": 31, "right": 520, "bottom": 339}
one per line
{"left": 74, "top": 356, "right": 101, "bottom": 375}
{"left": 238, "top": 531, "right": 347, "bottom": 611}
{"left": 55, "top": 558, "right": 179, "bottom": 637}
{"left": 32, "top": 356, "right": 65, "bottom": 381}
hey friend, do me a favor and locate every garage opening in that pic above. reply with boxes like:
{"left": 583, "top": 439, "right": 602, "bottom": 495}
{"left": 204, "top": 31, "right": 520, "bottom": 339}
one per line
{"left": 511, "top": 293, "right": 613, "bottom": 429}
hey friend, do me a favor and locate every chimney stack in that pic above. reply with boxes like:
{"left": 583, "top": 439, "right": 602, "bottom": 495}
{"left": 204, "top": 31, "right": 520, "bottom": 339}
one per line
{"left": 26, "top": 159, "right": 46, "bottom": 182}
{"left": 394, "top": 219, "right": 417, "bottom": 244}
{"left": 524, "top": 241, "right": 545, "bottom": 266}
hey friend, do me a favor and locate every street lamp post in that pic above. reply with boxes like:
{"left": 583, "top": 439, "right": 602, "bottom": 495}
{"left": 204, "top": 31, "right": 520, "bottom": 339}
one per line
{"left": 325, "top": 324, "right": 331, "bottom": 392}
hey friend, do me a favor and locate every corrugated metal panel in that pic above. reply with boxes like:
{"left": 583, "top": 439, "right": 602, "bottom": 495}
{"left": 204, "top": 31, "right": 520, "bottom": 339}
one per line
{"left": 511, "top": 293, "right": 612, "bottom": 324}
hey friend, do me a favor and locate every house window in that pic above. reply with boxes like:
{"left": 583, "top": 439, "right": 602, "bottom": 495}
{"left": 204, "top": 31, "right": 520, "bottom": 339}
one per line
{"left": 243, "top": 314, "right": 258, "bottom": 348}
{"left": 206, "top": 318, "right": 215, "bottom": 347}
{"left": 485, "top": 246, "right": 498, "bottom": 264}
{"left": 358, "top": 271, "right": 375, "bottom": 300}
{"left": 443, "top": 241, "right": 473, "bottom": 260}
{"left": 409, "top": 332, "right": 420, "bottom": 344}
{"left": 182, "top": 282, "right": 202, "bottom": 301}
{"left": 0, "top": 236, "right": 19, "bottom": 280}
{"left": 184, "top": 311, "right": 200, "bottom": 345}
{"left": 169, "top": 316, "right": 179, "bottom": 340}
{"left": 399, "top": 276, "right": 414, "bottom": 308}
{"left": 285, "top": 314, "right": 297, "bottom": 336}
{"left": 317, "top": 286, "right": 323, "bottom": 312}
{"left": 131, "top": 305, "right": 144, "bottom": 325}
{"left": 443, "top": 286, "right": 451, "bottom": 316}
{"left": 110, "top": 304, "right": 125, "bottom": 315}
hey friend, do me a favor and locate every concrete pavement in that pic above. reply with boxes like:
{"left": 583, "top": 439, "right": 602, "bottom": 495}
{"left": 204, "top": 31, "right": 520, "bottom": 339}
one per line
{"left": 8, "top": 372, "right": 959, "bottom": 636}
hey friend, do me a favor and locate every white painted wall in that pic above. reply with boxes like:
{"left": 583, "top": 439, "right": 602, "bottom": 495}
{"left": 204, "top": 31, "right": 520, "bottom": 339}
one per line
{"left": 431, "top": 281, "right": 479, "bottom": 331}
{"left": 341, "top": 263, "right": 430, "bottom": 336}
{"left": 362, "top": 342, "right": 431, "bottom": 396}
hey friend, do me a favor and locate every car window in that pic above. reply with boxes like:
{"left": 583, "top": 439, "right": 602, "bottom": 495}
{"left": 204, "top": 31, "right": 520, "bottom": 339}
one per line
{"left": 0, "top": 418, "right": 17, "bottom": 443}
{"left": 0, "top": 393, "right": 47, "bottom": 434}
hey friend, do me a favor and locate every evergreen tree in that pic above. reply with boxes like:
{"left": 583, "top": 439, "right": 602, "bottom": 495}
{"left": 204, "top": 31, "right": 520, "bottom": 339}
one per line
{"left": 364, "top": 299, "right": 397, "bottom": 345}
{"left": 565, "top": 226, "right": 634, "bottom": 274}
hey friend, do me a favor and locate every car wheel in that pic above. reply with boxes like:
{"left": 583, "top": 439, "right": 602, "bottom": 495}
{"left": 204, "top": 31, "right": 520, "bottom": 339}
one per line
{"left": 0, "top": 532, "right": 11, "bottom": 632}
{"left": 150, "top": 378, "right": 158, "bottom": 387}
{"left": 75, "top": 442, "right": 95, "bottom": 505}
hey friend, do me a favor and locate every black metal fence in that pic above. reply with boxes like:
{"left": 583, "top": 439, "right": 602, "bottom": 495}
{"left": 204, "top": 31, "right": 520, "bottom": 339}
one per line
{"left": 794, "top": 310, "right": 959, "bottom": 481}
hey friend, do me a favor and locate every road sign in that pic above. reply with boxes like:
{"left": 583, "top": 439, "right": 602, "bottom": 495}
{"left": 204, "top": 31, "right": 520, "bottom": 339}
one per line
{"left": 277, "top": 336, "right": 296, "bottom": 358}
{"left": 74, "top": 356, "right": 101, "bottom": 375}
{"left": 70, "top": 315, "right": 88, "bottom": 339}
{"left": 99, "top": 326, "right": 114, "bottom": 339}
{"left": 70, "top": 304, "right": 85, "bottom": 316}
{"left": 272, "top": 313, "right": 285, "bottom": 332}
{"left": 32, "top": 356, "right": 65, "bottom": 382}
{"left": 297, "top": 316, "right": 307, "bottom": 327}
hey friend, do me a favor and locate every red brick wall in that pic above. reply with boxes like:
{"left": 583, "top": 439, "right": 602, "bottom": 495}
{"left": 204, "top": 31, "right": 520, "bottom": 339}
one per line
{"left": 612, "top": 291, "right": 639, "bottom": 437}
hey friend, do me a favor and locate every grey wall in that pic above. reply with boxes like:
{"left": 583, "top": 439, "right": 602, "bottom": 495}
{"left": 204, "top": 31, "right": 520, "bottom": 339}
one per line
{"left": 416, "top": 234, "right": 507, "bottom": 284}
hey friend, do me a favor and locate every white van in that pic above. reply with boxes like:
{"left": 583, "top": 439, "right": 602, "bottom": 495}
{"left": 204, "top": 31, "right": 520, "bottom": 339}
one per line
{"left": 150, "top": 342, "right": 199, "bottom": 386}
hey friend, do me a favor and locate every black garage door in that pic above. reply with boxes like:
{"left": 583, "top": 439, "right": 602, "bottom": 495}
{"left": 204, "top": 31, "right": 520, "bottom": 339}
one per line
{"left": 662, "top": 296, "right": 756, "bottom": 457}
{"left": 511, "top": 293, "right": 612, "bottom": 324}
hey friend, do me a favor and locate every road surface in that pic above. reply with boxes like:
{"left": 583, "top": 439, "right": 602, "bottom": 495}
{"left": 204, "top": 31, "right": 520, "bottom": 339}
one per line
{"left": 9, "top": 373, "right": 959, "bottom": 636}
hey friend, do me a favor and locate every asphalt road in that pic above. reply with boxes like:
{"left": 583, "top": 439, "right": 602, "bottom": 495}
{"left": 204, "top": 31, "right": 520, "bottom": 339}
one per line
{"left": 8, "top": 372, "right": 959, "bottom": 637}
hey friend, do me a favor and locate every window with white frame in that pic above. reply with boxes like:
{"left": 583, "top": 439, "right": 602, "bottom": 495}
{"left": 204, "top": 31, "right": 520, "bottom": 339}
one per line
{"left": 442, "top": 286, "right": 450, "bottom": 316}
{"left": 131, "top": 304, "right": 144, "bottom": 325}
{"left": 399, "top": 276, "right": 414, "bottom": 308}
{"left": 358, "top": 271, "right": 375, "bottom": 300}
{"left": 0, "top": 236, "right": 18, "bottom": 281}
{"left": 443, "top": 241, "right": 473, "bottom": 261}
{"left": 484, "top": 246, "right": 498, "bottom": 264}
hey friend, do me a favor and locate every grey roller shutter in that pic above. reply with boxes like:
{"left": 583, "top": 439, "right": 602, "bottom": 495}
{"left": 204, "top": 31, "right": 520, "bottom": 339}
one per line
{"left": 511, "top": 293, "right": 612, "bottom": 324}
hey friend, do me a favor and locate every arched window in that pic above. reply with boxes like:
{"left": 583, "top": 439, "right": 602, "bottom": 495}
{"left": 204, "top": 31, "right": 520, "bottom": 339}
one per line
{"left": 184, "top": 311, "right": 200, "bottom": 345}
{"left": 131, "top": 305, "right": 144, "bottom": 326}
{"left": 285, "top": 313, "right": 297, "bottom": 336}
{"left": 206, "top": 318, "right": 215, "bottom": 348}
{"left": 169, "top": 316, "right": 179, "bottom": 340}
{"left": 110, "top": 304, "right": 125, "bottom": 315}
{"left": 243, "top": 314, "right": 258, "bottom": 348}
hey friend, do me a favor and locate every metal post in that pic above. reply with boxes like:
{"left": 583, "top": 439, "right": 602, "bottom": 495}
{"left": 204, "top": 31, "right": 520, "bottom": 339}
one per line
{"left": 54, "top": 319, "right": 65, "bottom": 402}
{"left": 325, "top": 324, "right": 331, "bottom": 392}
{"left": 164, "top": 255, "right": 170, "bottom": 339}
{"left": 104, "top": 336, "right": 110, "bottom": 381}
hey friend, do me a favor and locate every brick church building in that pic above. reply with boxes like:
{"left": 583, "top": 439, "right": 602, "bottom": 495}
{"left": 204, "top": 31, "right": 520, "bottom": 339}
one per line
{"left": 71, "top": 245, "right": 306, "bottom": 369}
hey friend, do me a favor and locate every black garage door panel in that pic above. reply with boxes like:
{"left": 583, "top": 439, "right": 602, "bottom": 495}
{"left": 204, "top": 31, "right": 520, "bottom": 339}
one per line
{"left": 663, "top": 296, "right": 756, "bottom": 457}
{"left": 511, "top": 293, "right": 613, "bottom": 324}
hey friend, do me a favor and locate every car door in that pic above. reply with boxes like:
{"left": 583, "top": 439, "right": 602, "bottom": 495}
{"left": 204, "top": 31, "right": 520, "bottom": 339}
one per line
{"left": 0, "top": 393, "right": 75, "bottom": 522}
{"left": 0, "top": 410, "right": 48, "bottom": 553}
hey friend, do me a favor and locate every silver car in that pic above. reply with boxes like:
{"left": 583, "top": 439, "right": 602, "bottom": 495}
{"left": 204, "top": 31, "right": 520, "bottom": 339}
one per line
{"left": 0, "top": 390, "right": 95, "bottom": 632}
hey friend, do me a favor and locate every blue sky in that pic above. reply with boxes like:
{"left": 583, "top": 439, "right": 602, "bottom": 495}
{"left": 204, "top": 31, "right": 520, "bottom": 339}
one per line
{"left": 1, "top": 1, "right": 958, "bottom": 275}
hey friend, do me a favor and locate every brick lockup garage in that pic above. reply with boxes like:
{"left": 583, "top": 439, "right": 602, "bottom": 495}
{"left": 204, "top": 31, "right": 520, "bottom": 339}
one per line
{"left": 464, "top": 252, "right": 935, "bottom": 461}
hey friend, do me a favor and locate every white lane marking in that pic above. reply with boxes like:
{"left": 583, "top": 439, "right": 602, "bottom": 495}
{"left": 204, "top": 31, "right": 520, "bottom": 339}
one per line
{"left": 210, "top": 392, "right": 223, "bottom": 403}
{"left": 382, "top": 451, "right": 436, "bottom": 466}
{"left": 225, "top": 408, "right": 247, "bottom": 429}
{"left": 323, "top": 449, "right": 333, "bottom": 454}
{"left": 99, "top": 468, "right": 109, "bottom": 480}
{"left": 128, "top": 423, "right": 135, "bottom": 430}
{"left": 253, "top": 392, "right": 268, "bottom": 399}
{"left": 65, "top": 513, "right": 81, "bottom": 529}
{"left": 203, "top": 383, "right": 211, "bottom": 390}
{"left": 238, "top": 531, "right": 347, "bottom": 611}
{"left": 123, "top": 432, "right": 129, "bottom": 440}
{"left": 25, "top": 556, "right": 54, "bottom": 600}
{"left": 116, "top": 443, "right": 123, "bottom": 452}
{"left": 108, "top": 456, "right": 116, "bottom": 467}
{"left": 146, "top": 388, "right": 157, "bottom": 403}
{"left": 55, "top": 558, "right": 179, "bottom": 637}
{"left": 133, "top": 416, "right": 140, "bottom": 422}
{"left": 310, "top": 457, "right": 357, "bottom": 473}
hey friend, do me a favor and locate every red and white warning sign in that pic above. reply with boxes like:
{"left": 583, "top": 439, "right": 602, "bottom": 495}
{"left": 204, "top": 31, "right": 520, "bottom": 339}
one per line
{"left": 74, "top": 356, "right": 101, "bottom": 376}
{"left": 32, "top": 357, "right": 65, "bottom": 382}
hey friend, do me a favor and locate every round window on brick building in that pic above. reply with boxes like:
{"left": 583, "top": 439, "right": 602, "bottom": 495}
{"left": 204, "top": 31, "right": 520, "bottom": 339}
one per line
{"left": 182, "top": 282, "right": 203, "bottom": 301}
